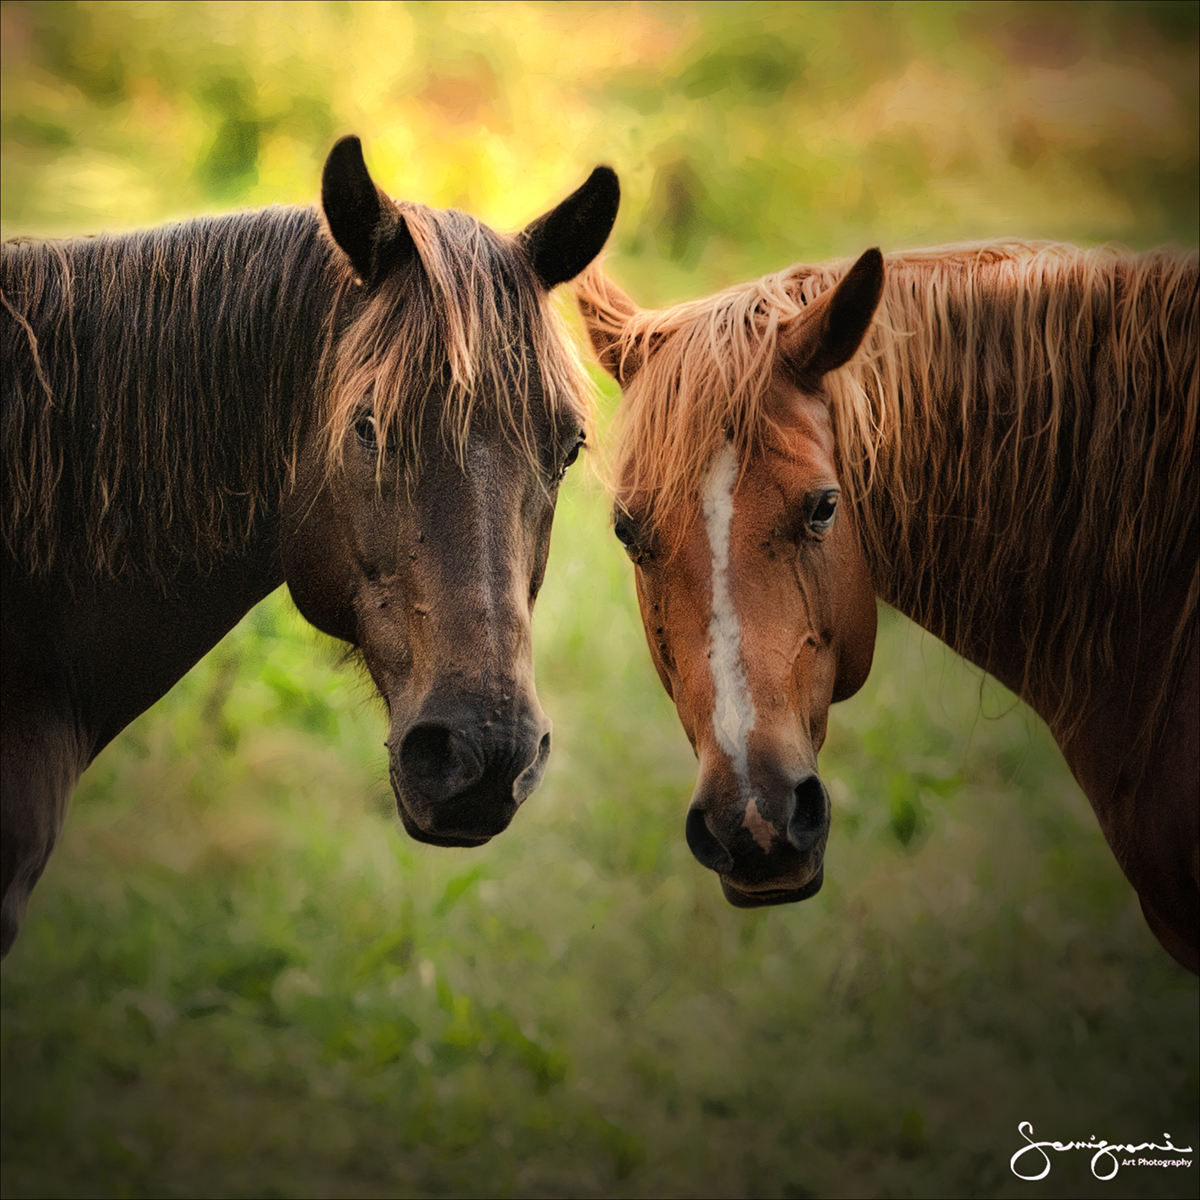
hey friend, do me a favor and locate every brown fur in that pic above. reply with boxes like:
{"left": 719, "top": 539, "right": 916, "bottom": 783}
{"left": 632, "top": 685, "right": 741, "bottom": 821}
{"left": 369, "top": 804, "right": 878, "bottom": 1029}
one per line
{"left": 578, "top": 243, "right": 1199, "bottom": 744}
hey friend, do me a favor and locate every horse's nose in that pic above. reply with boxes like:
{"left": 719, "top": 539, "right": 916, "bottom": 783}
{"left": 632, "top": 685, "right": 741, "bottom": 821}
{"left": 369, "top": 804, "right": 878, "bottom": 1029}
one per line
{"left": 397, "top": 713, "right": 551, "bottom": 806}
{"left": 512, "top": 725, "right": 552, "bottom": 804}
{"left": 686, "top": 767, "right": 831, "bottom": 872}
{"left": 787, "top": 771, "right": 830, "bottom": 856}
{"left": 391, "top": 700, "right": 552, "bottom": 845}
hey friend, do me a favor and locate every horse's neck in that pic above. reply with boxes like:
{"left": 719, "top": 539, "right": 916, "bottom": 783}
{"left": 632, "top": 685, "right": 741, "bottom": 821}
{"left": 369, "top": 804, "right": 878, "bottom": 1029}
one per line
{"left": 857, "top": 260, "right": 1036, "bottom": 701}
{"left": 3, "top": 208, "right": 339, "bottom": 762}
{"left": 35, "top": 521, "right": 284, "bottom": 764}
{"left": 854, "top": 248, "right": 1197, "bottom": 734}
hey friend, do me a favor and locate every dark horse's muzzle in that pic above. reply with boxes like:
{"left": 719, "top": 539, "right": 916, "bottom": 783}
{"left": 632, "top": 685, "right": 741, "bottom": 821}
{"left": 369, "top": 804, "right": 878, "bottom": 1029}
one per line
{"left": 389, "top": 697, "right": 552, "bottom": 846}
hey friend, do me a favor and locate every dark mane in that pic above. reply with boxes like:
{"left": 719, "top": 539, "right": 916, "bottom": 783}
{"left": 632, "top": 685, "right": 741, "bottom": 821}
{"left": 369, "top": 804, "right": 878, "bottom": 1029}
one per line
{"left": 3, "top": 207, "right": 333, "bottom": 580}
{"left": 2, "top": 202, "right": 591, "bottom": 582}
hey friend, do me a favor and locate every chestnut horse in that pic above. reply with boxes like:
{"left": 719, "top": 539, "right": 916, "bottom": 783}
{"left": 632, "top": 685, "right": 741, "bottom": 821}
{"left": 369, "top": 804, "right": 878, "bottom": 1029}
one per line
{"left": 1, "top": 136, "right": 619, "bottom": 956}
{"left": 578, "top": 242, "right": 1198, "bottom": 972}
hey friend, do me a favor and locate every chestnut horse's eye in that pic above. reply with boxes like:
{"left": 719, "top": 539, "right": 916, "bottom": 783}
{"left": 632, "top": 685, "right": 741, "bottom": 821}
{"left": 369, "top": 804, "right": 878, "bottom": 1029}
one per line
{"left": 614, "top": 511, "right": 638, "bottom": 551}
{"left": 808, "top": 490, "right": 839, "bottom": 534}
{"left": 355, "top": 413, "right": 379, "bottom": 451}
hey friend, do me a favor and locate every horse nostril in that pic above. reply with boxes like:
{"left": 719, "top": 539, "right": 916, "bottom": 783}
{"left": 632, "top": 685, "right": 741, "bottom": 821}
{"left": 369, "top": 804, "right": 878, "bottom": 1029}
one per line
{"left": 686, "top": 804, "right": 735, "bottom": 874}
{"left": 512, "top": 729, "right": 552, "bottom": 805}
{"left": 788, "top": 771, "right": 830, "bottom": 855}
{"left": 398, "top": 723, "right": 482, "bottom": 795}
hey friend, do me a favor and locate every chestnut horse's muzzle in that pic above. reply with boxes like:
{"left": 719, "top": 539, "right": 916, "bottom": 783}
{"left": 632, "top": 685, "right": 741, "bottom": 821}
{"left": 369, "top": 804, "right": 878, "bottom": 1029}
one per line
{"left": 389, "top": 699, "right": 552, "bottom": 846}
{"left": 686, "top": 766, "right": 831, "bottom": 907}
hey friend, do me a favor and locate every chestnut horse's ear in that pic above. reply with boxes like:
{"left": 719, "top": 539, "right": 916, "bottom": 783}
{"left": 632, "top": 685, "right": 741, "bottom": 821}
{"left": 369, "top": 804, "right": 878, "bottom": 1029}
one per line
{"left": 779, "top": 248, "right": 885, "bottom": 386}
{"left": 519, "top": 166, "right": 620, "bottom": 290}
{"left": 575, "top": 267, "right": 644, "bottom": 385}
{"left": 322, "top": 135, "right": 409, "bottom": 283}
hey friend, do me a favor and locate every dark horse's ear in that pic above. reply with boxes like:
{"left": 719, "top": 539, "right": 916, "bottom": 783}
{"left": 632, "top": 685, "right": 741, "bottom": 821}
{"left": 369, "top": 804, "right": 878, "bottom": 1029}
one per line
{"left": 779, "top": 248, "right": 885, "bottom": 386}
{"left": 519, "top": 166, "right": 620, "bottom": 290}
{"left": 322, "top": 135, "right": 412, "bottom": 284}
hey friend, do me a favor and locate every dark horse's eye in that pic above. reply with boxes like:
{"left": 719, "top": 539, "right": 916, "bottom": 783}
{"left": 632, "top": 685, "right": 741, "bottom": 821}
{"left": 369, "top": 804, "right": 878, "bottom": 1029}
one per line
{"left": 808, "top": 490, "right": 839, "bottom": 534}
{"left": 355, "top": 413, "right": 379, "bottom": 451}
{"left": 558, "top": 433, "right": 585, "bottom": 480}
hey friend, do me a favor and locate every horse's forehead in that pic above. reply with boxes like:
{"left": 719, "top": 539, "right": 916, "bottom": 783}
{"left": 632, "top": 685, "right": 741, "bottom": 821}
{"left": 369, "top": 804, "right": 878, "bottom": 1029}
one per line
{"left": 716, "top": 441, "right": 827, "bottom": 519}
{"left": 761, "top": 379, "right": 836, "bottom": 459}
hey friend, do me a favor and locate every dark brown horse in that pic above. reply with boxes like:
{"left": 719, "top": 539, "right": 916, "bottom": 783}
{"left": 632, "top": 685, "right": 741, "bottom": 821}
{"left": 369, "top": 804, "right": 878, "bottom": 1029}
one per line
{"left": 578, "top": 242, "right": 1198, "bottom": 973}
{"left": 1, "top": 136, "right": 619, "bottom": 956}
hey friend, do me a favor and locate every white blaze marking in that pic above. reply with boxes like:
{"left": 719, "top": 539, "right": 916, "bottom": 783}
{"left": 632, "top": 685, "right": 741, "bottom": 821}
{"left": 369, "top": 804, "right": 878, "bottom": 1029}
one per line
{"left": 701, "top": 445, "right": 758, "bottom": 801}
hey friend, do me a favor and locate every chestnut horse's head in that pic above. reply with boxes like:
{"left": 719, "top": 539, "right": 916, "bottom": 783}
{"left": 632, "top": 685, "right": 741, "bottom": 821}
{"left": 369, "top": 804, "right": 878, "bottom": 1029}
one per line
{"left": 579, "top": 251, "right": 883, "bottom": 904}
{"left": 283, "top": 138, "right": 618, "bottom": 847}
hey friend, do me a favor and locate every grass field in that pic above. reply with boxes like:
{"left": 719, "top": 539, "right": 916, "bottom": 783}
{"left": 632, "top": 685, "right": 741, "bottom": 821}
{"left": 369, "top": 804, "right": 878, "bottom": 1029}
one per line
{"left": 3, "top": 479, "right": 1197, "bottom": 1198}
{"left": 3, "top": 3, "right": 1197, "bottom": 1197}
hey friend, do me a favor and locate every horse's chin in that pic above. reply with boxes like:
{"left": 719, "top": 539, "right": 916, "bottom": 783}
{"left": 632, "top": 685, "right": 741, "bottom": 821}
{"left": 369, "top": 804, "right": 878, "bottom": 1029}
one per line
{"left": 719, "top": 866, "right": 825, "bottom": 908}
{"left": 393, "top": 790, "right": 517, "bottom": 848}
{"left": 402, "top": 824, "right": 495, "bottom": 849}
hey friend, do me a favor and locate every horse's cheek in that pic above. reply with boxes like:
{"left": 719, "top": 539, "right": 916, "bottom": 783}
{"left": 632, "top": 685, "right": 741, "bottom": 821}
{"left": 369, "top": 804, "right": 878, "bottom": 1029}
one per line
{"left": 831, "top": 562, "right": 877, "bottom": 703}
{"left": 281, "top": 493, "right": 359, "bottom": 644}
{"left": 284, "top": 561, "right": 357, "bottom": 644}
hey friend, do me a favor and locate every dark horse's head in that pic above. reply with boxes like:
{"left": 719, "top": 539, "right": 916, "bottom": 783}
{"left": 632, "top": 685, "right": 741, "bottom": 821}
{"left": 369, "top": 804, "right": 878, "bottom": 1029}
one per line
{"left": 283, "top": 137, "right": 618, "bottom": 846}
{"left": 577, "top": 251, "right": 884, "bottom": 904}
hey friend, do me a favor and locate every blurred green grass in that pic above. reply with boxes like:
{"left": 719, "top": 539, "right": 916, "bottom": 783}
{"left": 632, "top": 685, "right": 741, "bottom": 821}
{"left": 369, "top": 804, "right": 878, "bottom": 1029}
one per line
{"left": 2, "top": 3, "right": 1198, "bottom": 1198}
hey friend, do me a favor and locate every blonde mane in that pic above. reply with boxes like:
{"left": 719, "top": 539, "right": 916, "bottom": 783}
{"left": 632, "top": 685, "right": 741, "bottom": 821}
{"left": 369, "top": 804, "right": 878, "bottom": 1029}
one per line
{"left": 578, "top": 242, "right": 1199, "bottom": 735}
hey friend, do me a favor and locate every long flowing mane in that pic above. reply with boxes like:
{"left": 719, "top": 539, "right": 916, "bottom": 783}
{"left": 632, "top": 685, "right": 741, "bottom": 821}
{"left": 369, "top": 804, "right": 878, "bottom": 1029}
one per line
{"left": 578, "top": 242, "right": 1199, "bottom": 735}
{"left": 2, "top": 203, "right": 590, "bottom": 582}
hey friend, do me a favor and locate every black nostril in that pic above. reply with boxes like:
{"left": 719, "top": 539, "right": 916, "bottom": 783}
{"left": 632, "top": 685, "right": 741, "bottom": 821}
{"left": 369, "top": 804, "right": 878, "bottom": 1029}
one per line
{"left": 400, "top": 724, "right": 451, "bottom": 782}
{"left": 788, "top": 772, "right": 830, "bottom": 855}
{"left": 398, "top": 723, "right": 482, "bottom": 796}
{"left": 686, "top": 804, "right": 735, "bottom": 874}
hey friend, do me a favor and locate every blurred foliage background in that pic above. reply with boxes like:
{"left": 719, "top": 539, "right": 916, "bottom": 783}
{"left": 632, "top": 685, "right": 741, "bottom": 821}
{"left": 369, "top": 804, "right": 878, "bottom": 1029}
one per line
{"left": 1, "top": 2, "right": 1197, "bottom": 1198}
